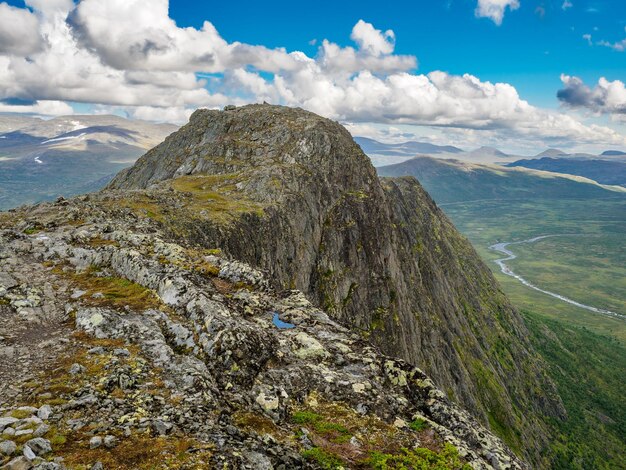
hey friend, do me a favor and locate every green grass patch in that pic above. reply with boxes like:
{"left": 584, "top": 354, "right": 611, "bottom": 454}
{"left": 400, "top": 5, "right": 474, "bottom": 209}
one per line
{"left": 368, "top": 444, "right": 472, "bottom": 470}
{"left": 301, "top": 447, "right": 345, "bottom": 469}
{"left": 291, "top": 410, "right": 351, "bottom": 443}
{"left": 524, "top": 311, "right": 626, "bottom": 469}
{"left": 171, "top": 173, "right": 264, "bottom": 224}
{"left": 23, "top": 227, "right": 40, "bottom": 234}
{"left": 409, "top": 418, "right": 429, "bottom": 432}
{"left": 292, "top": 410, "right": 322, "bottom": 424}
{"left": 58, "top": 265, "right": 162, "bottom": 311}
{"left": 289, "top": 396, "right": 471, "bottom": 469}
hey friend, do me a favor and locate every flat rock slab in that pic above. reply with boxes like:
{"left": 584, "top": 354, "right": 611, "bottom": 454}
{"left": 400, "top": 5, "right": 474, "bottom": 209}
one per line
{"left": 0, "top": 251, "right": 74, "bottom": 406}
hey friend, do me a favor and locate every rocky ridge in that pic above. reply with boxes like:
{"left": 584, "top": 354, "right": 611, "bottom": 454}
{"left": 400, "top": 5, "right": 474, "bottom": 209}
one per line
{"left": 0, "top": 199, "right": 522, "bottom": 469}
{"left": 107, "top": 104, "right": 563, "bottom": 464}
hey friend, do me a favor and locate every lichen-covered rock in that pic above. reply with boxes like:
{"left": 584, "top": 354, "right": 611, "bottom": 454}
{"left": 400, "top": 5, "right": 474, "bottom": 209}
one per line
{"left": 0, "top": 217, "right": 524, "bottom": 469}
{"left": 0, "top": 441, "right": 16, "bottom": 457}
{"left": 23, "top": 438, "right": 51, "bottom": 456}
{"left": 36, "top": 406, "right": 51, "bottom": 421}
{"left": 0, "top": 419, "right": 18, "bottom": 432}
{"left": 1, "top": 456, "right": 33, "bottom": 470}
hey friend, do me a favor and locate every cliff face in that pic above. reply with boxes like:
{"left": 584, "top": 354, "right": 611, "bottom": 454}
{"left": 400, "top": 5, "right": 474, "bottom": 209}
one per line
{"left": 107, "top": 104, "right": 564, "bottom": 463}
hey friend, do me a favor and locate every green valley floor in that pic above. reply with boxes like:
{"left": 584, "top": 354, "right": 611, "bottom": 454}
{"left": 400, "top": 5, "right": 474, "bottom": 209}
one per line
{"left": 441, "top": 197, "right": 626, "bottom": 469}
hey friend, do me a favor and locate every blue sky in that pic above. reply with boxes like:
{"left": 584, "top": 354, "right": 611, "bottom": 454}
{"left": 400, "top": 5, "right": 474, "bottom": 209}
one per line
{"left": 171, "top": 0, "right": 625, "bottom": 108}
{"left": 0, "top": 0, "right": 625, "bottom": 153}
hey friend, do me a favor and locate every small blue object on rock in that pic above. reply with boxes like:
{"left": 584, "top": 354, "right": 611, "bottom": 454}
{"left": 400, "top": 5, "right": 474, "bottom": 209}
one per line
{"left": 273, "top": 312, "right": 295, "bottom": 329}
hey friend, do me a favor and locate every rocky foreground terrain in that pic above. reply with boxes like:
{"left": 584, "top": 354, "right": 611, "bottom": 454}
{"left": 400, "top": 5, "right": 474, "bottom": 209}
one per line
{"left": 0, "top": 104, "right": 560, "bottom": 469}
{"left": 0, "top": 198, "right": 520, "bottom": 469}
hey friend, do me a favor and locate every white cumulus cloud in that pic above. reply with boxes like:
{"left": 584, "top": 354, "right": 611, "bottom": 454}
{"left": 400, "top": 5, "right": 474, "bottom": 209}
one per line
{"left": 0, "top": 3, "right": 43, "bottom": 55}
{"left": 350, "top": 20, "right": 396, "bottom": 56}
{"left": 271, "top": 68, "right": 625, "bottom": 145}
{"left": 475, "top": 0, "right": 520, "bottom": 25}
{"left": 68, "top": 0, "right": 299, "bottom": 73}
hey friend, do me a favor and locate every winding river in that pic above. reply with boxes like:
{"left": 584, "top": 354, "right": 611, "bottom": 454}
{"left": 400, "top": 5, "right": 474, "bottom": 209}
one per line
{"left": 489, "top": 235, "right": 625, "bottom": 320}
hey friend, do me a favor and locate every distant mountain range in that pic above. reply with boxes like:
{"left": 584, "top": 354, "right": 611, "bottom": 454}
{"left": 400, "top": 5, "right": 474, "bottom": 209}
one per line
{"left": 530, "top": 148, "right": 626, "bottom": 161}
{"left": 353, "top": 137, "right": 463, "bottom": 166}
{"left": 357, "top": 138, "right": 626, "bottom": 166}
{"left": 537, "top": 148, "right": 568, "bottom": 157}
{"left": 377, "top": 156, "right": 626, "bottom": 204}
{"left": 354, "top": 136, "right": 463, "bottom": 155}
{"left": 0, "top": 114, "right": 177, "bottom": 210}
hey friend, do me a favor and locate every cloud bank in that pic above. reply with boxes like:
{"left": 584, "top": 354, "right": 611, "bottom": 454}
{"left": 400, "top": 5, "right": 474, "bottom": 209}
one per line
{"left": 0, "top": 0, "right": 624, "bottom": 150}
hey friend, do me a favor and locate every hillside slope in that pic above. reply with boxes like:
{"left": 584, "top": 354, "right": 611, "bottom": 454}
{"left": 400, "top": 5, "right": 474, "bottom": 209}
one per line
{"left": 0, "top": 115, "right": 177, "bottom": 210}
{"left": 378, "top": 155, "right": 626, "bottom": 469}
{"left": 507, "top": 157, "right": 626, "bottom": 187}
{"left": 108, "top": 104, "right": 564, "bottom": 464}
{"left": 377, "top": 156, "right": 625, "bottom": 204}
{"left": 523, "top": 311, "right": 626, "bottom": 469}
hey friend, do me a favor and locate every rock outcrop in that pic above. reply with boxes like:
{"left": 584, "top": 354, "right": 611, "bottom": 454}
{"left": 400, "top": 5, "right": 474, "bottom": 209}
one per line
{"left": 108, "top": 104, "right": 563, "bottom": 464}
{"left": 1, "top": 201, "right": 522, "bottom": 469}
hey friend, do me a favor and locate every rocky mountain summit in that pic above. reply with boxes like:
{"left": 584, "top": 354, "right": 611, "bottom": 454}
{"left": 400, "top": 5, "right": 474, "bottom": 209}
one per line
{"left": 1, "top": 104, "right": 563, "bottom": 468}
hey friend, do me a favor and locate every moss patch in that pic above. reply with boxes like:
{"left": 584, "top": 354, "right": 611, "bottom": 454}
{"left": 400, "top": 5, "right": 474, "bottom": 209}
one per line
{"left": 57, "top": 265, "right": 162, "bottom": 311}
{"left": 0, "top": 212, "right": 14, "bottom": 229}
{"left": 19, "top": 331, "right": 143, "bottom": 407}
{"left": 170, "top": 173, "right": 264, "bottom": 224}
{"left": 368, "top": 444, "right": 472, "bottom": 470}
{"left": 116, "top": 195, "right": 164, "bottom": 222}
{"left": 12, "top": 330, "right": 198, "bottom": 469}
{"left": 234, "top": 411, "right": 293, "bottom": 443}
{"left": 53, "top": 432, "right": 213, "bottom": 470}
{"left": 302, "top": 447, "right": 345, "bottom": 469}
{"left": 8, "top": 409, "right": 34, "bottom": 419}
{"left": 182, "top": 248, "right": 222, "bottom": 276}
{"left": 289, "top": 395, "right": 460, "bottom": 468}
{"left": 86, "top": 237, "right": 120, "bottom": 248}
